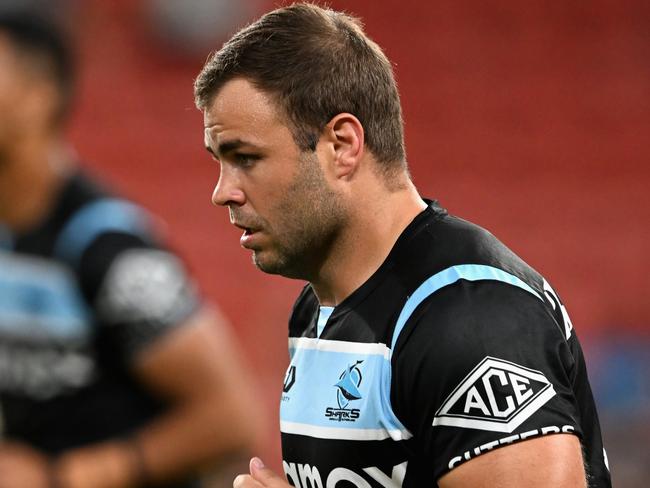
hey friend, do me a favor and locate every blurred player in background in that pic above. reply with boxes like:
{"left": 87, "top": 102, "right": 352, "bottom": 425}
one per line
{"left": 195, "top": 3, "right": 611, "bottom": 488}
{"left": 0, "top": 12, "right": 258, "bottom": 488}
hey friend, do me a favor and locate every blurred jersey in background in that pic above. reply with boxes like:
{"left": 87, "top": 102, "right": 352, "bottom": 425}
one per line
{"left": 0, "top": 5, "right": 260, "bottom": 488}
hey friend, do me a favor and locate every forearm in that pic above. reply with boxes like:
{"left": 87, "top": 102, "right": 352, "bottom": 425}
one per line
{"left": 53, "top": 393, "right": 255, "bottom": 488}
{"left": 53, "top": 309, "right": 261, "bottom": 488}
{"left": 53, "top": 440, "right": 139, "bottom": 488}
{"left": 130, "top": 310, "right": 259, "bottom": 485}
{"left": 132, "top": 392, "right": 255, "bottom": 485}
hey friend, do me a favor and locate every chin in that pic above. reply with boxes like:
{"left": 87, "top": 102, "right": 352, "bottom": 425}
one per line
{"left": 252, "top": 252, "right": 282, "bottom": 275}
{"left": 252, "top": 252, "right": 305, "bottom": 279}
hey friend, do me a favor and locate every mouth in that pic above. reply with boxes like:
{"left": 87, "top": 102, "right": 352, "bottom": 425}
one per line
{"left": 234, "top": 222, "right": 257, "bottom": 234}
{"left": 235, "top": 223, "right": 261, "bottom": 248}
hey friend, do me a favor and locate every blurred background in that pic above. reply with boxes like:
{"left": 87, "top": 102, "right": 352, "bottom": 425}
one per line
{"left": 4, "top": 0, "right": 648, "bottom": 486}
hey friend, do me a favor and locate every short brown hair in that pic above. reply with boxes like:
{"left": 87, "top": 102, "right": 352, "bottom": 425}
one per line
{"left": 194, "top": 3, "right": 406, "bottom": 168}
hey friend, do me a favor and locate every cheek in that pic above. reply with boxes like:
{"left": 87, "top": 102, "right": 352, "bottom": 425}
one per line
{"left": 251, "top": 175, "right": 294, "bottom": 214}
{"left": 0, "top": 92, "right": 26, "bottom": 130}
{"left": 0, "top": 73, "right": 25, "bottom": 105}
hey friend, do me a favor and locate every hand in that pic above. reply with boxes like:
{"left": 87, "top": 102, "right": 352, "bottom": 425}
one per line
{"left": 0, "top": 442, "right": 52, "bottom": 488}
{"left": 233, "top": 458, "right": 292, "bottom": 488}
{"left": 54, "top": 441, "right": 140, "bottom": 488}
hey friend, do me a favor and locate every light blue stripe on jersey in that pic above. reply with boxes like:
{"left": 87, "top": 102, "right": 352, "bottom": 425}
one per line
{"left": 281, "top": 338, "right": 411, "bottom": 441}
{"left": 317, "top": 306, "right": 334, "bottom": 338}
{"left": 390, "top": 264, "right": 544, "bottom": 352}
{"left": 282, "top": 265, "right": 542, "bottom": 441}
{"left": 53, "top": 199, "right": 151, "bottom": 266}
{"left": 0, "top": 252, "right": 92, "bottom": 340}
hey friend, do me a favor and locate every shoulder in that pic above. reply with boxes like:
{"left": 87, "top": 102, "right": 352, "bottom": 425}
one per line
{"left": 390, "top": 205, "right": 544, "bottom": 297}
{"left": 48, "top": 172, "right": 175, "bottom": 299}
{"left": 390, "top": 280, "right": 582, "bottom": 480}
{"left": 54, "top": 172, "right": 159, "bottom": 268}
{"left": 60, "top": 172, "right": 200, "bottom": 323}
{"left": 393, "top": 277, "right": 568, "bottom": 370}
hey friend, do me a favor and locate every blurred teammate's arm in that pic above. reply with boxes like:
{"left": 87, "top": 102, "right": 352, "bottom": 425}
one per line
{"left": 54, "top": 307, "right": 260, "bottom": 488}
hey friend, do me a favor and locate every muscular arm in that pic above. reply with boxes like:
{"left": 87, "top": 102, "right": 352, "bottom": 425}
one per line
{"left": 53, "top": 307, "right": 261, "bottom": 488}
{"left": 438, "top": 434, "right": 587, "bottom": 488}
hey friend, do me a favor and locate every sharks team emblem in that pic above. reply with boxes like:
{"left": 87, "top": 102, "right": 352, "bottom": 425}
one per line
{"left": 335, "top": 360, "right": 364, "bottom": 408}
{"left": 325, "top": 360, "right": 364, "bottom": 421}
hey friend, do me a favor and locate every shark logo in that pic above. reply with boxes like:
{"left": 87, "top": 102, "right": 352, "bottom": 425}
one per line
{"left": 336, "top": 360, "right": 364, "bottom": 408}
{"left": 326, "top": 360, "right": 364, "bottom": 422}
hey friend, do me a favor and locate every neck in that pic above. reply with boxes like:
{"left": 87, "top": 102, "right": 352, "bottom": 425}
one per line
{"left": 0, "top": 134, "right": 73, "bottom": 233}
{"left": 310, "top": 174, "right": 427, "bottom": 306}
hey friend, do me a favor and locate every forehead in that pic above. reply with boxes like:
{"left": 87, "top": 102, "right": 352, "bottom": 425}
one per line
{"left": 203, "top": 78, "right": 288, "bottom": 145}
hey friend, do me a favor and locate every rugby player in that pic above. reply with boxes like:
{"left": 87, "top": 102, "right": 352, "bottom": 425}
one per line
{"left": 195, "top": 4, "right": 611, "bottom": 487}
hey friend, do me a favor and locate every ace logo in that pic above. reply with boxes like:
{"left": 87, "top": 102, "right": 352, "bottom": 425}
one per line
{"left": 433, "top": 357, "right": 556, "bottom": 433}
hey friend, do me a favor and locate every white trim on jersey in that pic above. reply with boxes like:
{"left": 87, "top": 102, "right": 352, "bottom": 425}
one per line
{"left": 280, "top": 420, "right": 412, "bottom": 441}
{"left": 288, "top": 337, "right": 391, "bottom": 359}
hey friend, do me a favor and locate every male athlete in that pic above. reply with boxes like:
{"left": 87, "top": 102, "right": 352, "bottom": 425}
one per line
{"left": 195, "top": 4, "right": 611, "bottom": 487}
{"left": 0, "top": 12, "right": 258, "bottom": 488}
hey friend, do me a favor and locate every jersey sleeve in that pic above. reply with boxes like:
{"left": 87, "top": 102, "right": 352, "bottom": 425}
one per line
{"left": 391, "top": 279, "right": 583, "bottom": 482}
{"left": 78, "top": 231, "right": 201, "bottom": 362}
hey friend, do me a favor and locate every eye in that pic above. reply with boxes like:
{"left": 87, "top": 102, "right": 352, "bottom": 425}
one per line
{"left": 234, "top": 153, "right": 261, "bottom": 167}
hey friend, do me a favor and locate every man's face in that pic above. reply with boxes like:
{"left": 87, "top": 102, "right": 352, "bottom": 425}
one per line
{"left": 0, "top": 36, "right": 28, "bottom": 163}
{"left": 204, "top": 78, "right": 347, "bottom": 279}
{"left": 0, "top": 35, "right": 57, "bottom": 168}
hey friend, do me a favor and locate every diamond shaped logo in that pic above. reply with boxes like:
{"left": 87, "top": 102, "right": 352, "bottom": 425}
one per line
{"left": 433, "top": 357, "right": 556, "bottom": 433}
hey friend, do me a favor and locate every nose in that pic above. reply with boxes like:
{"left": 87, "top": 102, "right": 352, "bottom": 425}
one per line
{"left": 211, "top": 165, "right": 246, "bottom": 207}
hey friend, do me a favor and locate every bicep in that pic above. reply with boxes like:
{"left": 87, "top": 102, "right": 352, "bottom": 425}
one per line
{"left": 131, "top": 307, "right": 245, "bottom": 400}
{"left": 438, "top": 434, "right": 586, "bottom": 488}
{"left": 129, "top": 307, "right": 263, "bottom": 447}
{"left": 83, "top": 239, "right": 201, "bottom": 361}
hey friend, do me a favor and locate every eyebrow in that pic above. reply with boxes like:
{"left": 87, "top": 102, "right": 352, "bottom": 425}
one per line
{"left": 205, "top": 139, "right": 257, "bottom": 159}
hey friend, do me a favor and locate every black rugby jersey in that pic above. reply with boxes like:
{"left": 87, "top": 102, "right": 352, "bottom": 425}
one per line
{"left": 281, "top": 201, "right": 610, "bottom": 487}
{"left": 0, "top": 170, "right": 199, "bottom": 486}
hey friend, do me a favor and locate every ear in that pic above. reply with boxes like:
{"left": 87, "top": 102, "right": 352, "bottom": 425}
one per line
{"left": 321, "top": 113, "right": 365, "bottom": 181}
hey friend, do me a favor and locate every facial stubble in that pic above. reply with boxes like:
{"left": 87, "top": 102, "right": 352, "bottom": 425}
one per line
{"left": 252, "top": 152, "right": 348, "bottom": 280}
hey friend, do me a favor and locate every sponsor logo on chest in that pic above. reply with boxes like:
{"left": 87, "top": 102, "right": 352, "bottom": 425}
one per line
{"left": 283, "top": 461, "right": 407, "bottom": 488}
